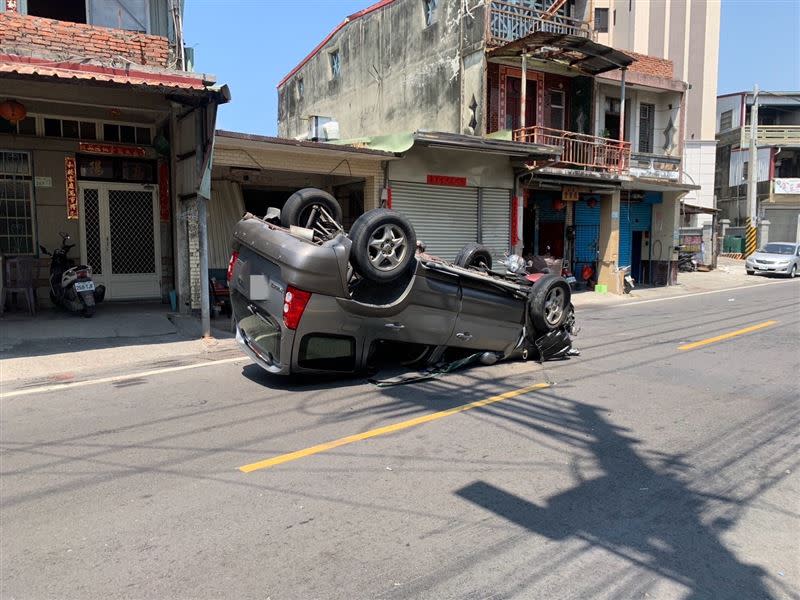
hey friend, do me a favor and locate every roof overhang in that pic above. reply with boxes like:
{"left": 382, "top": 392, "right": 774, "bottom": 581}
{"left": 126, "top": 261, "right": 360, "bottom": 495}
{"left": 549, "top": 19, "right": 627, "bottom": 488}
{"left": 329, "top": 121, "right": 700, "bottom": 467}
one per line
{"left": 488, "top": 32, "right": 635, "bottom": 76}
{"left": 681, "top": 202, "right": 719, "bottom": 214}
{"left": 214, "top": 130, "right": 399, "bottom": 161}
{"left": 622, "top": 179, "right": 700, "bottom": 192}
{"left": 0, "top": 52, "right": 224, "bottom": 101}
{"left": 411, "top": 131, "right": 558, "bottom": 160}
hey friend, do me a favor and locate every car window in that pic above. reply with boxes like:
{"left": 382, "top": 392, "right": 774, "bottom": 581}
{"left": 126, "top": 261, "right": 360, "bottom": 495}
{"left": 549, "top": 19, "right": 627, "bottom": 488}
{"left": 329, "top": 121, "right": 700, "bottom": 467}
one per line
{"left": 762, "top": 243, "right": 795, "bottom": 255}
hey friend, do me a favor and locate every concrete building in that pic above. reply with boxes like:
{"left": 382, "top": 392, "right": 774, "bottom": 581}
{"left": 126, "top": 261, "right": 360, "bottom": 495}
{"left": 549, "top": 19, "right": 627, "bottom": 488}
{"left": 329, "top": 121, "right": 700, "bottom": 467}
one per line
{"left": 0, "top": 0, "right": 227, "bottom": 319}
{"left": 592, "top": 0, "right": 721, "bottom": 223}
{"left": 278, "top": 0, "right": 698, "bottom": 292}
{"left": 715, "top": 91, "right": 800, "bottom": 244}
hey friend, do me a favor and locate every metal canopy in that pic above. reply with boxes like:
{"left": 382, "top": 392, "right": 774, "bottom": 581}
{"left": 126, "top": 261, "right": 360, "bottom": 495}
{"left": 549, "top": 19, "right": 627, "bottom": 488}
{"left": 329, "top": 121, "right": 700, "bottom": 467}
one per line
{"left": 488, "top": 32, "right": 635, "bottom": 76}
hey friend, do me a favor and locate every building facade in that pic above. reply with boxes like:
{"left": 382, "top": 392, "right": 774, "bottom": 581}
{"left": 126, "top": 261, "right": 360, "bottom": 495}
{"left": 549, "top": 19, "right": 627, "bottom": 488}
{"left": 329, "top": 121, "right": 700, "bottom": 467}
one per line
{"left": 0, "top": 0, "right": 227, "bottom": 317}
{"left": 715, "top": 91, "right": 800, "bottom": 244}
{"left": 592, "top": 0, "right": 721, "bottom": 223}
{"left": 278, "top": 0, "right": 697, "bottom": 291}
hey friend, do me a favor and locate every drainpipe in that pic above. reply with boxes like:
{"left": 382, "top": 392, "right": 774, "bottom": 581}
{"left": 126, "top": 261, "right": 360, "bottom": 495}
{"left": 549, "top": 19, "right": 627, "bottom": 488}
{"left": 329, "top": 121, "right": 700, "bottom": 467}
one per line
{"left": 520, "top": 49, "right": 528, "bottom": 132}
{"left": 618, "top": 67, "right": 627, "bottom": 171}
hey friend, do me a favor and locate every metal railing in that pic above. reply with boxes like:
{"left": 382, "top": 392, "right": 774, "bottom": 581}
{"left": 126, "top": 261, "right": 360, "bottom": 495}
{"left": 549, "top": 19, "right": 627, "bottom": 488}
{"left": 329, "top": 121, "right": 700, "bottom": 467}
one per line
{"left": 514, "top": 125, "right": 631, "bottom": 172}
{"left": 488, "top": 0, "right": 595, "bottom": 46}
{"left": 740, "top": 125, "right": 800, "bottom": 147}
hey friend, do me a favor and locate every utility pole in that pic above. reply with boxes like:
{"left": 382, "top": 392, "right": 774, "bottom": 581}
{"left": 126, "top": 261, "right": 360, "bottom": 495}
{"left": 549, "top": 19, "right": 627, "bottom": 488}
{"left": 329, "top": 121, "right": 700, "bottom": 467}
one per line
{"left": 745, "top": 84, "right": 759, "bottom": 256}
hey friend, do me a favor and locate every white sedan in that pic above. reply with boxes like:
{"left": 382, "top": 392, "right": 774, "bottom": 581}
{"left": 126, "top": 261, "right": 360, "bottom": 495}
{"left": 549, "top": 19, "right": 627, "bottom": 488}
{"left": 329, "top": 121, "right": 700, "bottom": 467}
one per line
{"left": 745, "top": 242, "right": 800, "bottom": 277}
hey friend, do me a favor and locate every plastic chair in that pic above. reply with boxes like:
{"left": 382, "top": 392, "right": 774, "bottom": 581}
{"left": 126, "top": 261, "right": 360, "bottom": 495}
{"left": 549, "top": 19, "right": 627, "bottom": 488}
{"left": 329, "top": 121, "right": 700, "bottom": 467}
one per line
{"left": 3, "top": 257, "right": 36, "bottom": 316}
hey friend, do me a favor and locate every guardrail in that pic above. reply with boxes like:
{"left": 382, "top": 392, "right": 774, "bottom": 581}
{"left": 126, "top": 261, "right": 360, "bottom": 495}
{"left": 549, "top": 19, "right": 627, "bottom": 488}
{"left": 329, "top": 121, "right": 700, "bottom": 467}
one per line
{"left": 488, "top": 0, "right": 595, "bottom": 46}
{"left": 514, "top": 125, "right": 630, "bottom": 172}
{"left": 740, "top": 125, "right": 800, "bottom": 147}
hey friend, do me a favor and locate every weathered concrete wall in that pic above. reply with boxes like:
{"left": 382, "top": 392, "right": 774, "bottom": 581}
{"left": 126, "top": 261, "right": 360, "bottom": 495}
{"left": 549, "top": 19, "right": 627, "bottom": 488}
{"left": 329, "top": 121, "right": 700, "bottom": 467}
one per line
{"left": 278, "top": 0, "right": 487, "bottom": 140}
{"left": 387, "top": 145, "right": 513, "bottom": 189}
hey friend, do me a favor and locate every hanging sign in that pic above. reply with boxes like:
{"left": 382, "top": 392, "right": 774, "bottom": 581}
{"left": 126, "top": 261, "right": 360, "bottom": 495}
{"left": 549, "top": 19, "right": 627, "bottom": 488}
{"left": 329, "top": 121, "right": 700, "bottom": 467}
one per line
{"left": 65, "top": 156, "right": 78, "bottom": 220}
{"left": 562, "top": 186, "right": 580, "bottom": 202}
{"left": 427, "top": 174, "right": 467, "bottom": 187}
{"left": 159, "top": 161, "right": 170, "bottom": 222}
{"left": 79, "top": 142, "right": 147, "bottom": 157}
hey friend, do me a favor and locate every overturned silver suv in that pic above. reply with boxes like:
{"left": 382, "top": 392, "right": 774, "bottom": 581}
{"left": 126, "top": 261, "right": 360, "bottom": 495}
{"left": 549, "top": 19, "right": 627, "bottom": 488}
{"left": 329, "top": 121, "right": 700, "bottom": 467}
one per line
{"left": 228, "top": 188, "right": 577, "bottom": 376}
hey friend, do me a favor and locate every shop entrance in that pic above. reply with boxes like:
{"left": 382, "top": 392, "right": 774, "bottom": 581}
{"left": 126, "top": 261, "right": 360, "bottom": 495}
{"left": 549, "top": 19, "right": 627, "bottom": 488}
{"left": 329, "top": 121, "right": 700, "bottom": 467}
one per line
{"left": 78, "top": 182, "right": 161, "bottom": 300}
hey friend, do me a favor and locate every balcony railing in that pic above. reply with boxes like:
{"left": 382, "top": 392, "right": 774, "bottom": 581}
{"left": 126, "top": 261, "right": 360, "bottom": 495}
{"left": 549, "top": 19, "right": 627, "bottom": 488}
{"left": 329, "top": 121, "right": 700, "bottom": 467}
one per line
{"left": 629, "top": 152, "right": 681, "bottom": 181}
{"left": 514, "top": 126, "right": 631, "bottom": 173}
{"left": 488, "top": 0, "right": 595, "bottom": 47}
{"left": 741, "top": 125, "right": 800, "bottom": 147}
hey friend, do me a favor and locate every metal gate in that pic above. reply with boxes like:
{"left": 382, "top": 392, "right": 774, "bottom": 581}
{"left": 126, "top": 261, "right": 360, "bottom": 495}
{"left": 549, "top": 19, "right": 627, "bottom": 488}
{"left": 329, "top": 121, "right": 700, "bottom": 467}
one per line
{"left": 480, "top": 188, "right": 512, "bottom": 259}
{"left": 390, "top": 181, "right": 479, "bottom": 261}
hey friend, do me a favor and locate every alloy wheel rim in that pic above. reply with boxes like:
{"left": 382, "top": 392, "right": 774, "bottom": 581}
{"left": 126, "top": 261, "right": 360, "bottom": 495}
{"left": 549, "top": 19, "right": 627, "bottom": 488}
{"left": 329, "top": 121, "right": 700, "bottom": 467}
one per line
{"left": 368, "top": 225, "right": 407, "bottom": 271}
{"left": 544, "top": 287, "right": 565, "bottom": 325}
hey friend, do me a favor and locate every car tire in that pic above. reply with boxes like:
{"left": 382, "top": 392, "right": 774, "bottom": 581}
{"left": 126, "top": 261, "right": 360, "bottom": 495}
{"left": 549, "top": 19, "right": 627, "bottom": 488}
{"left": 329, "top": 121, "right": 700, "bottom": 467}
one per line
{"left": 528, "top": 274, "right": 571, "bottom": 333}
{"left": 349, "top": 209, "right": 417, "bottom": 283}
{"left": 280, "top": 188, "right": 343, "bottom": 229}
{"left": 746, "top": 270, "right": 755, "bottom": 275}
{"left": 789, "top": 265, "right": 797, "bottom": 278}
{"left": 454, "top": 242, "right": 493, "bottom": 270}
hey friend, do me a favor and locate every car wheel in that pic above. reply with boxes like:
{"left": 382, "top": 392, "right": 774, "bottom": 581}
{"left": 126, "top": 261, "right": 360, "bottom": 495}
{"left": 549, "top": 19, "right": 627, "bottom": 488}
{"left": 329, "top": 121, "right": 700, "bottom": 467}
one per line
{"left": 528, "top": 274, "right": 571, "bottom": 333}
{"left": 454, "top": 242, "right": 493, "bottom": 270}
{"left": 789, "top": 264, "right": 797, "bottom": 278}
{"left": 349, "top": 209, "right": 417, "bottom": 283}
{"left": 280, "top": 188, "right": 343, "bottom": 229}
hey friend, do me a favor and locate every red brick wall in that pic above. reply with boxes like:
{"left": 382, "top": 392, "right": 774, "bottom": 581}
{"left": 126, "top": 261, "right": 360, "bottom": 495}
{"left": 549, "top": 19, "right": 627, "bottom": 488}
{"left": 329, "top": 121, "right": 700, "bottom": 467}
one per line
{"left": 623, "top": 51, "right": 674, "bottom": 79}
{"left": 0, "top": 11, "right": 170, "bottom": 68}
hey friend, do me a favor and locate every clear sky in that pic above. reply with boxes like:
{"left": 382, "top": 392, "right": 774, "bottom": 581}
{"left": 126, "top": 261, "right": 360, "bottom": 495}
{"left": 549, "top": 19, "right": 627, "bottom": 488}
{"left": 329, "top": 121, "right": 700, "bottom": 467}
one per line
{"left": 184, "top": 0, "right": 800, "bottom": 136}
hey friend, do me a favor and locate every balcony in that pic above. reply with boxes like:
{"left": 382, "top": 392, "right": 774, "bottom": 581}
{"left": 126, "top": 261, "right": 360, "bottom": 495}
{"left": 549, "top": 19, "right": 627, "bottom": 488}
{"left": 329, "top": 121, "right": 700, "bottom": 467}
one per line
{"left": 488, "top": 0, "right": 595, "bottom": 47}
{"left": 629, "top": 152, "right": 681, "bottom": 181}
{"left": 514, "top": 126, "right": 630, "bottom": 173}
{"left": 740, "top": 125, "right": 800, "bottom": 148}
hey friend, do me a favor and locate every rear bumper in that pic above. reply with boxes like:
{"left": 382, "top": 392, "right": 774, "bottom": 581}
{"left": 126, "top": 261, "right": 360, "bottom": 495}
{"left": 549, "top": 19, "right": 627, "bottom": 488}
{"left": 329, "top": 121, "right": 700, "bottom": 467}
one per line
{"left": 236, "top": 326, "right": 291, "bottom": 375}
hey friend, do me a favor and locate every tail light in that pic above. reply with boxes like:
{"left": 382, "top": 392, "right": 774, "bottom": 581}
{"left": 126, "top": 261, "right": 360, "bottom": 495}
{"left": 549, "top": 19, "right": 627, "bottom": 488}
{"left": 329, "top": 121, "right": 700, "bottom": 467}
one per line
{"left": 77, "top": 270, "right": 88, "bottom": 278}
{"left": 227, "top": 250, "right": 239, "bottom": 282}
{"left": 283, "top": 286, "right": 312, "bottom": 330}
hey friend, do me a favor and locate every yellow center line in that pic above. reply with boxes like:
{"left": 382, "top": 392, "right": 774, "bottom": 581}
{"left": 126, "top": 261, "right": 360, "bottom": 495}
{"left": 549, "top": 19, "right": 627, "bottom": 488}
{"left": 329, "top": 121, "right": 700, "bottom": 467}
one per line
{"left": 678, "top": 320, "right": 778, "bottom": 351}
{"left": 239, "top": 382, "right": 551, "bottom": 473}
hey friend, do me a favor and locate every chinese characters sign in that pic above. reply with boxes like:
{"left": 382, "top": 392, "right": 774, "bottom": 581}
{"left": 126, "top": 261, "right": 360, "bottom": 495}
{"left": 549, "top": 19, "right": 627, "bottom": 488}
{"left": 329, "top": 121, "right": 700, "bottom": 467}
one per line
{"left": 79, "top": 142, "right": 147, "bottom": 157}
{"left": 65, "top": 156, "right": 78, "bottom": 220}
{"left": 427, "top": 174, "right": 467, "bottom": 187}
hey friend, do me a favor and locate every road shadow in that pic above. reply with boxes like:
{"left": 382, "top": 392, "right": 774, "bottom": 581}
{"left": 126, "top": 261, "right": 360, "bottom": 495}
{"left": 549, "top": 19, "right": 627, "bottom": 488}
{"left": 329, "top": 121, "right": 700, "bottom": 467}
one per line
{"left": 455, "top": 397, "right": 777, "bottom": 599}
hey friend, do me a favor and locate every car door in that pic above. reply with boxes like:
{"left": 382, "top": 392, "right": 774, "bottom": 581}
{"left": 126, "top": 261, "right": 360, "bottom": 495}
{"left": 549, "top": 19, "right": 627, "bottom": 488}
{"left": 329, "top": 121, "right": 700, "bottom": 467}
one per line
{"left": 447, "top": 276, "right": 526, "bottom": 351}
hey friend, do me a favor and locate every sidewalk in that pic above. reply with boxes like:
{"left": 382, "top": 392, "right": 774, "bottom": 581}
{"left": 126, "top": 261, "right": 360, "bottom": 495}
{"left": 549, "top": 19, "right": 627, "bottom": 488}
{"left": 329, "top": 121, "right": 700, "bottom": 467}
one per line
{"left": 0, "top": 302, "right": 237, "bottom": 389}
{"left": 571, "top": 257, "right": 789, "bottom": 309}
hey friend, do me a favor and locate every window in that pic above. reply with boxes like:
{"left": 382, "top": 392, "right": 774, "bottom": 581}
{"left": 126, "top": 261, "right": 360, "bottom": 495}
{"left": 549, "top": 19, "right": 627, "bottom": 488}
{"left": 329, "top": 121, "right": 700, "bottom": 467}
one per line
{"left": 88, "top": 0, "right": 149, "bottom": 33}
{"left": 0, "top": 151, "right": 35, "bottom": 255}
{"left": 329, "top": 50, "right": 341, "bottom": 79}
{"left": 594, "top": 8, "right": 609, "bottom": 32}
{"left": 720, "top": 110, "right": 732, "bottom": 131}
{"left": 742, "top": 161, "right": 748, "bottom": 181}
{"left": 548, "top": 90, "right": 565, "bottom": 130}
{"left": 297, "top": 77, "right": 304, "bottom": 99}
{"left": 298, "top": 334, "right": 356, "bottom": 371}
{"left": 639, "top": 103, "right": 655, "bottom": 153}
{"left": 77, "top": 155, "right": 156, "bottom": 183}
{"left": 101, "top": 123, "right": 152, "bottom": 144}
{"left": 424, "top": 0, "right": 438, "bottom": 26}
{"left": 26, "top": 0, "right": 87, "bottom": 23}
{"left": 0, "top": 116, "right": 36, "bottom": 136}
{"left": 43, "top": 118, "right": 98, "bottom": 140}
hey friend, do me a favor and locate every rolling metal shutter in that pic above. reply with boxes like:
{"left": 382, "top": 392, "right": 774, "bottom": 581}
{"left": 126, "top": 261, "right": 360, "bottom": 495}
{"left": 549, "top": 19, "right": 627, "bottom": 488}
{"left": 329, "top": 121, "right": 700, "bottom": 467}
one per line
{"left": 480, "top": 188, "right": 512, "bottom": 259}
{"left": 390, "top": 181, "right": 478, "bottom": 261}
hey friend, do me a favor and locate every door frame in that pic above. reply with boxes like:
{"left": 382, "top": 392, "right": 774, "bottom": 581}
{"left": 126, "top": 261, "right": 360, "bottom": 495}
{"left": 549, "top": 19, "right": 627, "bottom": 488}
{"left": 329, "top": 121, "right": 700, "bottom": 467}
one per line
{"left": 78, "top": 181, "right": 161, "bottom": 300}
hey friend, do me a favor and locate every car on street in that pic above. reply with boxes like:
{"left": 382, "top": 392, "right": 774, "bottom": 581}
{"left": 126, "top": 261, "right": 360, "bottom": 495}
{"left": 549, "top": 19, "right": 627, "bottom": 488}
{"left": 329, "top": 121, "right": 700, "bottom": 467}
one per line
{"left": 745, "top": 242, "right": 800, "bottom": 278}
{"left": 228, "top": 188, "right": 576, "bottom": 376}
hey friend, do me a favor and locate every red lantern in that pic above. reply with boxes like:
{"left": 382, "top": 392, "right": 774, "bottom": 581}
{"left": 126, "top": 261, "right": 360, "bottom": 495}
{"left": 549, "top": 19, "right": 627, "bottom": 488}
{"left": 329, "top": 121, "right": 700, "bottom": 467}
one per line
{"left": 553, "top": 199, "right": 566, "bottom": 211}
{"left": 0, "top": 99, "right": 26, "bottom": 124}
{"left": 587, "top": 197, "right": 598, "bottom": 208}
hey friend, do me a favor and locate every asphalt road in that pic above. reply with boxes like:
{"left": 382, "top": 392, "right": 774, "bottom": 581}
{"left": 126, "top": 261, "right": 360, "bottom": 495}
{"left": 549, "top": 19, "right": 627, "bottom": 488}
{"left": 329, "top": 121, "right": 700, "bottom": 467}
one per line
{"left": 2, "top": 280, "right": 799, "bottom": 600}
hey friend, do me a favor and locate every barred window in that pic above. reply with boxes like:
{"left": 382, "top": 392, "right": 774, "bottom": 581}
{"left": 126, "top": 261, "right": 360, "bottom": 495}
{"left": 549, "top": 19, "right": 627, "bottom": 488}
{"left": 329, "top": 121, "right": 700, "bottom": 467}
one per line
{"left": 0, "top": 151, "right": 35, "bottom": 255}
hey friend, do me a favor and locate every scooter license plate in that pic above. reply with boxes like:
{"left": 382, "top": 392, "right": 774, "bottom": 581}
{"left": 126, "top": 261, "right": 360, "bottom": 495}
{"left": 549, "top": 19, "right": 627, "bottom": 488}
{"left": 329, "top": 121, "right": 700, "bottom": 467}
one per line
{"left": 74, "top": 281, "right": 95, "bottom": 292}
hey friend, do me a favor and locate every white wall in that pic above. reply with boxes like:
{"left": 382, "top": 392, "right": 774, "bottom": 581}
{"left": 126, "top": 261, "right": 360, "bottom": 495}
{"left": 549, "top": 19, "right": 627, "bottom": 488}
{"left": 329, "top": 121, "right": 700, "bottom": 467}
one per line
{"left": 682, "top": 141, "right": 717, "bottom": 224}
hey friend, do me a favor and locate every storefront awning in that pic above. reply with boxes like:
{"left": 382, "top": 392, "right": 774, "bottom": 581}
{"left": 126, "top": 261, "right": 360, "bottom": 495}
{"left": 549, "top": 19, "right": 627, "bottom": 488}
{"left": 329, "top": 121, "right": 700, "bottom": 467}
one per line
{"left": 488, "top": 32, "right": 635, "bottom": 76}
{"left": 622, "top": 179, "right": 701, "bottom": 192}
{"left": 681, "top": 202, "right": 719, "bottom": 215}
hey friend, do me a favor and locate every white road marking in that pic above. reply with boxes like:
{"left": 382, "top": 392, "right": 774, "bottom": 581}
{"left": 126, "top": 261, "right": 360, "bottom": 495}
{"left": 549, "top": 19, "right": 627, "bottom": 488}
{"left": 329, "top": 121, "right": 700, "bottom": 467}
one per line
{"left": 605, "top": 279, "right": 797, "bottom": 309}
{"left": 0, "top": 356, "right": 249, "bottom": 400}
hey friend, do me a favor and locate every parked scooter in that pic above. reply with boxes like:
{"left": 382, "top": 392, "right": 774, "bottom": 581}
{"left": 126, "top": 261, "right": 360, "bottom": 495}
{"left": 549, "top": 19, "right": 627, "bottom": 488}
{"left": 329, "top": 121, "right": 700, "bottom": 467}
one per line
{"left": 677, "top": 248, "right": 698, "bottom": 272}
{"left": 39, "top": 232, "right": 105, "bottom": 317}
